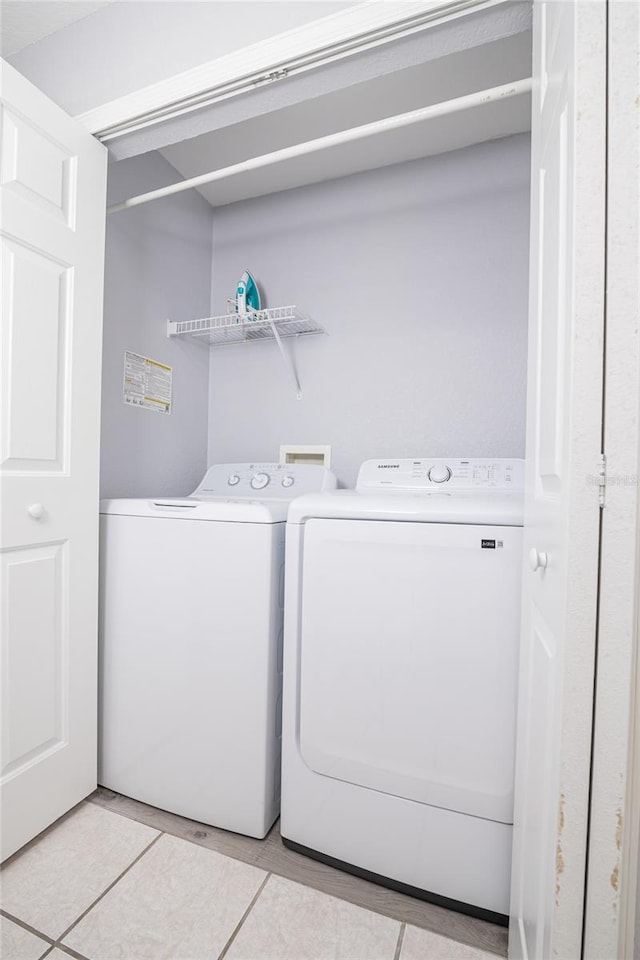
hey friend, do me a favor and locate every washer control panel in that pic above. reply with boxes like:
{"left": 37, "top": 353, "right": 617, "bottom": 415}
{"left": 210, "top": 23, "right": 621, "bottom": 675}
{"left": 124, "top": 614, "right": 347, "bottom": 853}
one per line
{"left": 191, "top": 462, "right": 337, "bottom": 499}
{"left": 357, "top": 458, "right": 524, "bottom": 493}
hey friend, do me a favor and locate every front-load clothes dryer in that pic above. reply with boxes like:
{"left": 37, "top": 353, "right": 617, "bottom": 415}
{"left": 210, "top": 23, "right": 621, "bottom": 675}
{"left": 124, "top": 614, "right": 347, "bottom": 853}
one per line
{"left": 98, "top": 462, "right": 336, "bottom": 839}
{"left": 281, "top": 458, "right": 524, "bottom": 922}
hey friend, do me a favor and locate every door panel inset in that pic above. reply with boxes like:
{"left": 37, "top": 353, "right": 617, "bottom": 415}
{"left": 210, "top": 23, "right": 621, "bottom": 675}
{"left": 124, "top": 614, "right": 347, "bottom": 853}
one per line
{"left": 0, "top": 107, "right": 76, "bottom": 227}
{"left": 1, "top": 236, "right": 71, "bottom": 471}
{"left": 1, "top": 543, "right": 68, "bottom": 778}
{"left": 299, "top": 518, "right": 523, "bottom": 823}
{"left": 537, "top": 101, "right": 569, "bottom": 493}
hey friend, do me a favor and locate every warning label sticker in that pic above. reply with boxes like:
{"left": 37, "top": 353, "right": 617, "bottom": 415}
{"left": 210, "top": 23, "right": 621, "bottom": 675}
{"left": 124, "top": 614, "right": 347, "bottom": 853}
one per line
{"left": 123, "top": 351, "right": 172, "bottom": 415}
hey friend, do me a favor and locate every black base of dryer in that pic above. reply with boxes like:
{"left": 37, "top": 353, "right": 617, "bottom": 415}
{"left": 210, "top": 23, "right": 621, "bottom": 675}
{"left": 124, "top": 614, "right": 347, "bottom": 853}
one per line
{"left": 281, "top": 835, "right": 509, "bottom": 928}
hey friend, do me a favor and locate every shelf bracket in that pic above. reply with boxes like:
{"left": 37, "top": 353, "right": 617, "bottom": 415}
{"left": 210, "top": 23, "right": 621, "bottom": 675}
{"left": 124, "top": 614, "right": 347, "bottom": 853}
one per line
{"left": 268, "top": 318, "right": 302, "bottom": 400}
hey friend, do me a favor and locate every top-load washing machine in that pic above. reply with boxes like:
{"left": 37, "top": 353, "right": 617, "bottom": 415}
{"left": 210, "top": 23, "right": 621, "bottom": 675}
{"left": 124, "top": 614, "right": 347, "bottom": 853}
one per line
{"left": 281, "top": 458, "right": 524, "bottom": 921}
{"left": 98, "top": 461, "right": 336, "bottom": 839}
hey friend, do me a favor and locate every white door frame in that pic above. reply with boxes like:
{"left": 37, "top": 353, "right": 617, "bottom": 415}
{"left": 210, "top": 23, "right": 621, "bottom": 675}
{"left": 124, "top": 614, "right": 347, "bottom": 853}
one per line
{"left": 584, "top": 2, "right": 640, "bottom": 957}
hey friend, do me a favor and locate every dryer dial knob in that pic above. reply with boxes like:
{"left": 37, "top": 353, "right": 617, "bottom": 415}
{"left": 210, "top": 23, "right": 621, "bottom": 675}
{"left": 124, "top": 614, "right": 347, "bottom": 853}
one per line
{"left": 282, "top": 476, "right": 295, "bottom": 488}
{"left": 428, "top": 465, "right": 452, "bottom": 484}
{"left": 251, "top": 473, "right": 270, "bottom": 490}
{"left": 227, "top": 474, "right": 240, "bottom": 486}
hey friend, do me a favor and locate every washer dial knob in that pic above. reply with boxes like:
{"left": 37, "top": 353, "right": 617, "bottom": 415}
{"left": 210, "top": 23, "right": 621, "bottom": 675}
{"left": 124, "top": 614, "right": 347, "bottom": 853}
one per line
{"left": 282, "top": 476, "right": 295, "bottom": 488}
{"left": 428, "top": 465, "right": 452, "bottom": 484}
{"left": 227, "top": 474, "right": 240, "bottom": 486}
{"left": 250, "top": 472, "right": 270, "bottom": 490}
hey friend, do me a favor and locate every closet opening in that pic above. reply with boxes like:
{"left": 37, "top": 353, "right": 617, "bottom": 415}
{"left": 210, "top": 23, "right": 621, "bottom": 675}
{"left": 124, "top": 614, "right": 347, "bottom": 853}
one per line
{"left": 100, "top": 0, "right": 533, "bottom": 491}
{"left": 98, "top": 0, "right": 534, "bottom": 937}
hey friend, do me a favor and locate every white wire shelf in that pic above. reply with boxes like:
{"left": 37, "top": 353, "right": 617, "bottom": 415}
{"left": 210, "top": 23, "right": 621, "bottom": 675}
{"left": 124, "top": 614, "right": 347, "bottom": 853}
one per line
{"left": 166, "top": 305, "right": 324, "bottom": 346}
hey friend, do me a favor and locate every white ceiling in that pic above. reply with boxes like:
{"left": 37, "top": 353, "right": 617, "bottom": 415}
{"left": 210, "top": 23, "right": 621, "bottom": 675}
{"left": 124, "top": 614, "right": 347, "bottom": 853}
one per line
{"left": 0, "top": 0, "right": 113, "bottom": 57}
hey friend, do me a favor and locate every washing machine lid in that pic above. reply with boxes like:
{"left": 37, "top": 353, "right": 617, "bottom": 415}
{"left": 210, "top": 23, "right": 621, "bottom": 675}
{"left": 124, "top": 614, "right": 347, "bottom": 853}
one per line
{"left": 288, "top": 458, "right": 525, "bottom": 526}
{"left": 99, "top": 497, "right": 289, "bottom": 523}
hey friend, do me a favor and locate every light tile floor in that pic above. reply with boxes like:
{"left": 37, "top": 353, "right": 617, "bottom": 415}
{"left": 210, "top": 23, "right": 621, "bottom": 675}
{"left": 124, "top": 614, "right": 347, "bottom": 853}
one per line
{"left": 1, "top": 802, "right": 502, "bottom": 960}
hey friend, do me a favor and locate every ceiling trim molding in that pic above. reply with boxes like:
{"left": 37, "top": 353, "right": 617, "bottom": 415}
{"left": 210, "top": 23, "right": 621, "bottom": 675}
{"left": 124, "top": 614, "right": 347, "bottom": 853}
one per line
{"left": 77, "top": 0, "right": 505, "bottom": 141}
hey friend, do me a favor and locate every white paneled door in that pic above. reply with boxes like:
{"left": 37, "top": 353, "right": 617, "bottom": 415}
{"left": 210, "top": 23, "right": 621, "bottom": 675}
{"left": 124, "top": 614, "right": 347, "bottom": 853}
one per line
{"left": 509, "top": 2, "right": 606, "bottom": 958}
{"left": 0, "top": 60, "right": 107, "bottom": 861}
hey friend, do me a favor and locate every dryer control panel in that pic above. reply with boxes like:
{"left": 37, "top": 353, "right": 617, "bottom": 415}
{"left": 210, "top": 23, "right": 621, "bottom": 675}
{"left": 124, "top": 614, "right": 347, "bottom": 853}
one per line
{"left": 356, "top": 458, "right": 524, "bottom": 493}
{"left": 191, "top": 462, "right": 337, "bottom": 499}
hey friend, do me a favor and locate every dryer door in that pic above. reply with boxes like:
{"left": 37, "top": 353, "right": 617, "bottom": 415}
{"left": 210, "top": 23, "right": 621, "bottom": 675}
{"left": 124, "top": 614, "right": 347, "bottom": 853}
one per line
{"left": 299, "top": 517, "right": 522, "bottom": 823}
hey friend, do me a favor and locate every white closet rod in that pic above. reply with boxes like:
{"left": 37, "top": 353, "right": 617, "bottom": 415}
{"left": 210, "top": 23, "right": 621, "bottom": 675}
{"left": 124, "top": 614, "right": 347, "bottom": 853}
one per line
{"left": 107, "top": 77, "right": 532, "bottom": 214}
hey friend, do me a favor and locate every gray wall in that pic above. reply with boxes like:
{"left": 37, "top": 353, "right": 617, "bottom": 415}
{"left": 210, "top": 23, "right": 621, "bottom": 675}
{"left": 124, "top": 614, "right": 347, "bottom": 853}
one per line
{"left": 207, "top": 134, "right": 531, "bottom": 487}
{"left": 101, "top": 152, "right": 213, "bottom": 498}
